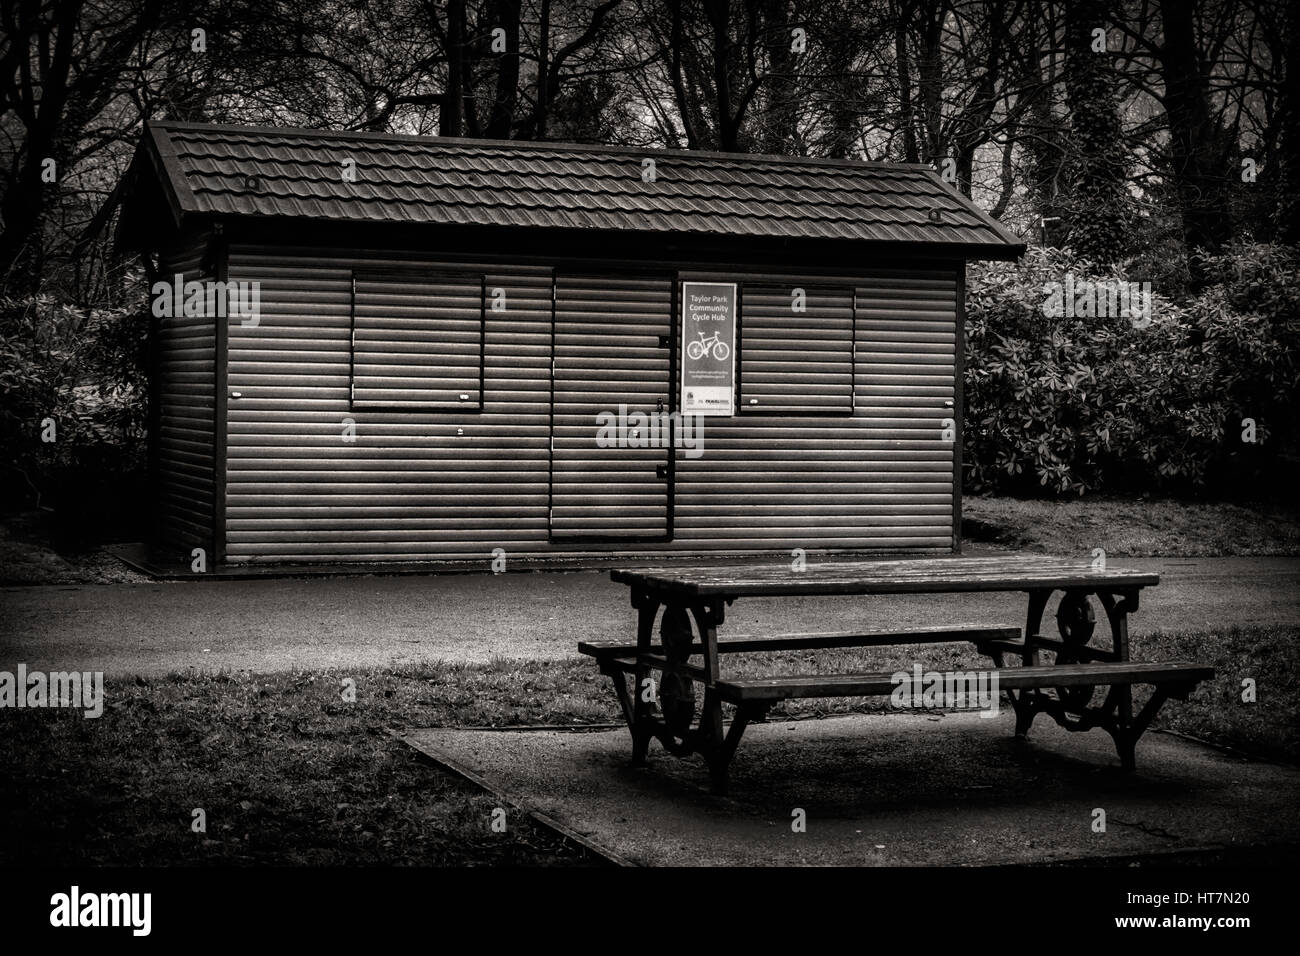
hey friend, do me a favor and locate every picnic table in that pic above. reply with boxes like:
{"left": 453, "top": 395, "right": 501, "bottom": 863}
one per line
{"left": 578, "top": 555, "right": 1214, "bottom": 794}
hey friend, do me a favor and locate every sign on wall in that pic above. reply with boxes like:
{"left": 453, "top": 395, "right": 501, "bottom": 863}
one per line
{"left": 680, "top": 281, "right": 737, "bottom": 416}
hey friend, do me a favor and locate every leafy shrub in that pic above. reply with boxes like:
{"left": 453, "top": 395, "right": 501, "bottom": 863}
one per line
{"left": 0, "top": 294, "right": 149, "bottom": 543}
{"left": 964, "top": 243, "right": 1300, "bottom": 495}
{"left": 1192, "top": 243, "right": 1300, "bottom": 423}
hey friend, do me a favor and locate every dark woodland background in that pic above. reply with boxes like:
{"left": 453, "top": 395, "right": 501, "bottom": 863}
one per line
{"left": 2, "top": 0, "right": 1298, "bottom": 544}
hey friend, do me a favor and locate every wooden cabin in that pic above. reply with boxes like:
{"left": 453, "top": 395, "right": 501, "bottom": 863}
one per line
{"left": 120, "top": 121, "right": 1024, "bottom": 567}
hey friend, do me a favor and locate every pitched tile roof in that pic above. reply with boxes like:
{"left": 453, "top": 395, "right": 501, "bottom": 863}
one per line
{"left": 138, "top": 121, "right": 1024, "bottom": 256}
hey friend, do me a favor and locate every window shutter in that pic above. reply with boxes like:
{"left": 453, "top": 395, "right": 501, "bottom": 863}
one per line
{"left": 739, "top": 285, "right": 854, "bottom": 413}
{"left": 351, "top": 271, "right": 484, "bottom": 409}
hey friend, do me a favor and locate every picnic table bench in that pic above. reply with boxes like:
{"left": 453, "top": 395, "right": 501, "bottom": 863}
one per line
{"left": 578, "top": 556, "right": 1214, "bottom": 794}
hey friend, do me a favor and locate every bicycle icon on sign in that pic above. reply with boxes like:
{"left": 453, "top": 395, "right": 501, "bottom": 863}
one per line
{"left": 687, "top": 330, "right": 730, "bottom": 361}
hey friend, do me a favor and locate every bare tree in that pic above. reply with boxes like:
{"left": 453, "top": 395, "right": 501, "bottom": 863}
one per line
{"left": 1, "top": 0, "right": 168, "bottom": 291}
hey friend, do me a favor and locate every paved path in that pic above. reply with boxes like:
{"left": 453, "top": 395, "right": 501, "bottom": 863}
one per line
{"left": 403, "top": 711, "right": 1300, "bottom": 866}
{"left": 1, "top": 557, "right": 1296, "bottom": 676}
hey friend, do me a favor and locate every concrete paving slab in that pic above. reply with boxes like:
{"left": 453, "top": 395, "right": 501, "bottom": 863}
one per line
{"left": 402, "top": 713, "right": 1300, "bottom": 866}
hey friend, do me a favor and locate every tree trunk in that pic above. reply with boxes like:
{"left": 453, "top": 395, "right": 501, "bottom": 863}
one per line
{"left": 705, "top": 0, "right": 737, "bottom": 150}
{"left": 1158, "top": 0, "right": 1231, "bottom": 255}
{"left": 669, "top": 0, "right": 701, "bottom": 147}
{"left": 893, "top": 0, "right": 919, "bottom": 161}
{"left": 441, "top": 0, "right": 466, "bottom": 136}
{"left": 914, "top": 0, "right": 946, "bottom": 163}
{"left": 759, "top": 0, "right": 795, "bottom": 154}
{"left": 1274, "top": 1, "right": 1300, "bottom": 241}
{"left": 484, "top": 0, "right": 521, "bottom": 138}
{"left": 535, "top": 0, "right": 551, "bottom": 139}
{"left": 1063, "top": 0, "right": 1133, "bottom": 265}
{"left": 1023, "top": 15, "right": 1066, "bottom": 232}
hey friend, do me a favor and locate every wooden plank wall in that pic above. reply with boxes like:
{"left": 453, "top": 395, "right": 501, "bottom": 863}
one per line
{"left": 219, "top": 244, "right": 958, "bottom": 563}
{"left": 154, "top": 228, "right": 216, "bottom": 559}
{"left": 678, "top": 266, "right": 956, "bottom": 555}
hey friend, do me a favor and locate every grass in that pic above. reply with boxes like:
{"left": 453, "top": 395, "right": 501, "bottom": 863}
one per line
{"left": 1132, "top": 626, "right": 1300, "bottom": 764}
{"left": 0, "top": 664, "right": 611, "bottom": 867}
{"left": 963, "top": 496, "right": 1300, "bottom": 556}
{"left": 1, "top": 624, "right": 1294, "bottom": 866}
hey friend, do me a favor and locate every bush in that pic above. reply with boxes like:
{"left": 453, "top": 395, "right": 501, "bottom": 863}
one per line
{"left": 964, "top": 243, "right": 1300, "bottom": 496}
{"left": 0, "top": 294, "right": 149, "bottom": 544}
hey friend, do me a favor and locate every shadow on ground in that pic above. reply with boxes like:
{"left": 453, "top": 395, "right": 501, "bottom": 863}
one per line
{"left": 404, "top": 712, "right": 1300, "bottom": 867}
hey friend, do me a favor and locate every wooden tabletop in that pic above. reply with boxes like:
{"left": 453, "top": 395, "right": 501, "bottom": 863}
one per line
{"left": 610, "top": 555, "right": 1159, "bottom": 598}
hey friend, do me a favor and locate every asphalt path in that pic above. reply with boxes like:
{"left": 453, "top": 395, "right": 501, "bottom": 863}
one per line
{"left": 1, "top": 556, "right": 1296, "bottom": 677}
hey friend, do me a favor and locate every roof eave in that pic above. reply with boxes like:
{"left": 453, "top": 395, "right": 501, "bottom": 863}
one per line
{"left": 917, "top": 167, "right": 1026, "bottom": 250}
{"left": 143, "top": 123, "right": 198, "bottom": 230}
{"left": 213, "top": 212, "right": 1025, "bottom": 260}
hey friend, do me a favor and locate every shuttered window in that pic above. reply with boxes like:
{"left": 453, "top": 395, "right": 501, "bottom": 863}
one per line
{"left": 351, "top": 271, "right": 484, "bottom": 410}
{"left": 739, "top": 285, "right": 855, "bottom": 414}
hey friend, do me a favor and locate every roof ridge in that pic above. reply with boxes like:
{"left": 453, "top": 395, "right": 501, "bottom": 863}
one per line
{"left": 151, "top": 120, "right": 940, "bottom": 174}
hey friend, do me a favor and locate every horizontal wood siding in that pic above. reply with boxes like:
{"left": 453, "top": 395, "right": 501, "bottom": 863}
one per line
{"left": 223, "top": 244, "right": 957, "bottom": 562}
{"left": 155, "top": 229, "right": 215, "bottom": 558}
{"left": 674, "top": 269, "right": 955, "bottom": 553}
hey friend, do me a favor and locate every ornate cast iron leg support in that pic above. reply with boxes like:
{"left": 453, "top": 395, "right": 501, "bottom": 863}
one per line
{"left": 658, "top": 605, "right": 698, "bottom": 746}
{"left": 688, "top": 600, "right": 734, "bottom": 791}
{"left": 629, "top": 589, "right": 660, "bottom": 766}
{"left": 616, "top": 593, "right": 760, "bottom": 792}
{"left": 605, "top": 668, "right": 635, "bottom": 728}
{"left": 1107, "top": 685, "right": 1171, "bottom": 772}
{"left": 1011, "top": 589, "right": 1052, "bottom": 739}
{"left": 703, "top": 700, "right": 770, "bottom": 796}
{"left": 1097, "top": 590, "right": 1137, "bottom": 731}
{"left": 688, "top": 600, "right": 725, "bottom": 684}
{"left": 1054, "top": 590, "right": 1098, "bottom": 710}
